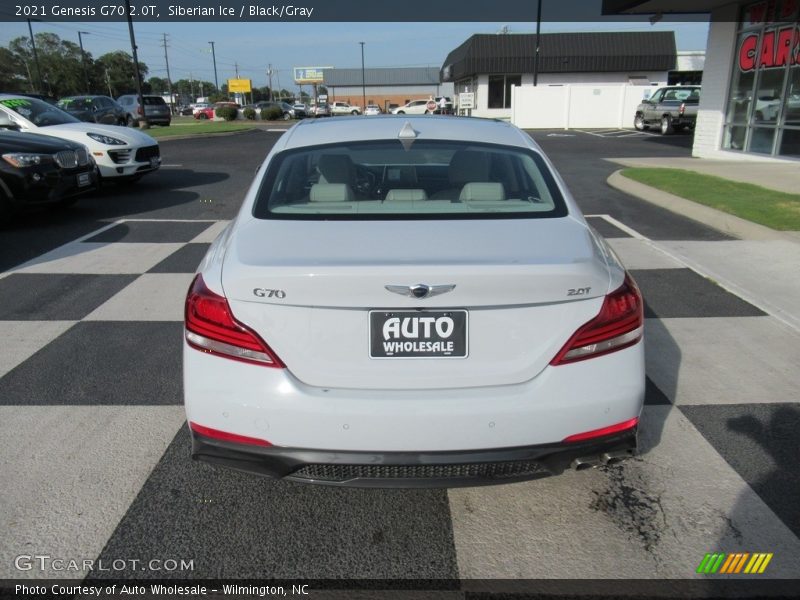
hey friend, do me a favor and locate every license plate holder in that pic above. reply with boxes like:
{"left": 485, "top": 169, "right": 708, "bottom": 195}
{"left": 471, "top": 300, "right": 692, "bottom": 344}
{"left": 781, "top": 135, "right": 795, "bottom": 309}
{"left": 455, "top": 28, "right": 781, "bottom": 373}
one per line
{"left": 77, "top": 172, "right": 90, "bottom": 187}
{"left": 369, "top": 310, "right": 468, "bottom": 359}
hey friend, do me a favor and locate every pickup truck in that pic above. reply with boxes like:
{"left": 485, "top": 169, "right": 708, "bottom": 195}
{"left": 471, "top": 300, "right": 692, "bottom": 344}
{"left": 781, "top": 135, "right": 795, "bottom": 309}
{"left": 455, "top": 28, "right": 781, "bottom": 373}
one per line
{"left": 330, "top": 102, "right": 361, "bottom": 116}
{"left": 634, "top": 86, "right": 700, "bottom": 135}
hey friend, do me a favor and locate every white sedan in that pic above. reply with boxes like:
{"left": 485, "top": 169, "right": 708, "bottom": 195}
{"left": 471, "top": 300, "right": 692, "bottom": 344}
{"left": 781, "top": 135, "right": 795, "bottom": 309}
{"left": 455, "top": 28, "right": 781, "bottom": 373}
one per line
{"left": 184, "top": 116, "right": 644, "bottom": 487}
{"left": 0, "top": 95, "right": 160, "bottom": 181}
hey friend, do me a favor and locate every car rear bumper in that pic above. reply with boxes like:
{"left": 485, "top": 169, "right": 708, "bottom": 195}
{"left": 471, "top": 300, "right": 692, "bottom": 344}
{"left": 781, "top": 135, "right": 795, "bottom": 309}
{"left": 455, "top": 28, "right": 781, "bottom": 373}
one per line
{"left": 191, "top": 426, "right": 638, "bottom": 488}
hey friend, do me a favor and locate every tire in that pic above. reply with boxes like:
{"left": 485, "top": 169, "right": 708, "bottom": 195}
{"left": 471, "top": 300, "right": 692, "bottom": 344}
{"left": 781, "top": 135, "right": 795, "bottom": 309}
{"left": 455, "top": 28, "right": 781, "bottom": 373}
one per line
{"left": 351, "top": 110, "right": 358, "bottom": 115}
{"left": 126, "top": 115, "right": 135, "bottom": 127}
{"left": 198, "top": 113, "right": 208, "bottom": 120}
{"left": 660, "top": 115, "right": 673, "bottom": 135}
{"left": 283, "top": 112, "right": 291, "bottom": 121}
{"left": 396, "top": 110, "right": 405, "bottom": 114}
{"left": 634, "top": 113, "right": 647, "bottom": 131}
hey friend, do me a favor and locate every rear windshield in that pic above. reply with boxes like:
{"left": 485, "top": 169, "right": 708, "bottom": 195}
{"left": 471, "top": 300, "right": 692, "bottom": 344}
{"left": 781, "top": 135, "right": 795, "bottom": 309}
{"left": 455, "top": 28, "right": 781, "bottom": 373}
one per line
{"left": 143, "top": 97, "right": 166, "bottom": 105}
{"left": 253, "top": 140, "right": 567, "bottom": 220}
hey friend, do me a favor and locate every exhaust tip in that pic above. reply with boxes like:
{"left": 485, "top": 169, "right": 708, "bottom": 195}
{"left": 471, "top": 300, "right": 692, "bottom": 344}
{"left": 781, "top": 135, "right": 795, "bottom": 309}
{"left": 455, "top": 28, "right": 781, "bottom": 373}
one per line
{"left": 571, "top": 457, "right": 601, "bottom": 471}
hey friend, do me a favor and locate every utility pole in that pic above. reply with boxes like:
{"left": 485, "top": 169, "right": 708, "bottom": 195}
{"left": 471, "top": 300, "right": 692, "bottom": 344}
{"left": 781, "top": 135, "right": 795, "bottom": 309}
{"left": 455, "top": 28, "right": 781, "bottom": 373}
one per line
{"left": 124, "top": 0, "right": 148, "bottom": 128}
{"left": 26, "top": 19, "right": 42, "bottom": 92}
{"left": 189, "top": 72, "right": 195, "bottom": 100}
{"left": 533, "top": 0, "right": 543, "bottom": 86}
{"left": 78, "top": 31, "right": 90, "bottom": 94}
{"left": 267, "top": 64, "right": 273, "bottom": 101}
{"left": 105, "top": 68, "right": 113, "bottom": 97}
{"left": 208, "top": 41, "right": 219, "bottom": 93}
{"left": 161, "top": 33, "right": 174, "bottom": 113}
{"left": 359, "top": 42, "right": 366, "bottom": 113}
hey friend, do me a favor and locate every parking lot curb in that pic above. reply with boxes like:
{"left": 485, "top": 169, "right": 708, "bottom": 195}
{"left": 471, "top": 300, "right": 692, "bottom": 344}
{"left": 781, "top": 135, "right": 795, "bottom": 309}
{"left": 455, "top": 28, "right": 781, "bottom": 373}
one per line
{"left": 607, "top": 169, "right": 796, "bottom": 242}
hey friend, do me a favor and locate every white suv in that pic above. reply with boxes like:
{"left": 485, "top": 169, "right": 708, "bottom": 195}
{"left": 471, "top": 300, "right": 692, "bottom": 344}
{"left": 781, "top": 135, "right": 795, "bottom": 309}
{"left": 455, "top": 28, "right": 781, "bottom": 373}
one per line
{"left": 391, "top": 99, "right": 433, "bottom": 115}
{"left": 330, "top": 102, "right": 361, "bottom": 116}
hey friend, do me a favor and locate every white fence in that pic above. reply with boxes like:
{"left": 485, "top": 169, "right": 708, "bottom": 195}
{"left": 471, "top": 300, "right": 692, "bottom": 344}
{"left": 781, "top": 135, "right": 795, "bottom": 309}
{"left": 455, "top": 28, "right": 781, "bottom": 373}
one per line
{"left": 511, "top": 84, "right": 654, "bottom": 129}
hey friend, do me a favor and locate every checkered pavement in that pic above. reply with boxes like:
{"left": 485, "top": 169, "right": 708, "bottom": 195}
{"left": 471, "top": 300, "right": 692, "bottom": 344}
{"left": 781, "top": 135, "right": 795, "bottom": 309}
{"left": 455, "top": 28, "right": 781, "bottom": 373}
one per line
{"left": 1, "top": 217, "right": 798, "bottom": 581}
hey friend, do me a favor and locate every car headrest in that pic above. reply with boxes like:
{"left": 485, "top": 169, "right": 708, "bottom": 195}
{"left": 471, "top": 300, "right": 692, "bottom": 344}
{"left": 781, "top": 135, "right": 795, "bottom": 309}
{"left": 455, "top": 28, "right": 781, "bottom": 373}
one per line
{"left": 310, "top": 183, "right": 355, "bottom": 202}
{"left": 384, "top": 189, "right": 428, "bottom": 202}
{"left": 459, "top": 182, "right": 506, "bottom": 202}
{"left": 317, "top": 154, "right": 354, "bottom": 184}
{"left": 449, "top": 150, "right": 490, "bottom": 185}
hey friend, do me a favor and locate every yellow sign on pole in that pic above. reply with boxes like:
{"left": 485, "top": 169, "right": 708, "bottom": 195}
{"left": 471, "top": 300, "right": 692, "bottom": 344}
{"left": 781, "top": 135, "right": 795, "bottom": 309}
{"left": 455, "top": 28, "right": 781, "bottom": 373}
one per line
{"left": 228, "top": 78, "right": 252, "bottom": 93}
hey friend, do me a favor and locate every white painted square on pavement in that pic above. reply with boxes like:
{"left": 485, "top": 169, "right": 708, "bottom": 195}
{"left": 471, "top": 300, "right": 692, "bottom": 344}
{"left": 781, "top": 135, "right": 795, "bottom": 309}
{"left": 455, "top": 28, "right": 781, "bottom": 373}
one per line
{"left": 0, "top": 405, "right": 186, "bottom": 578}
{"left": 645, "top": 316, "right": 800, "bottom": 406}
{"left": 447, "top": 405, "right": 800, "bottom": 579}
{"left": 84, "top": 273, "right": 195, "bottom": 321}
{"left": 0, "top": 321, "right": 76, "bottom": 378}
{"left": 607, "top": 238, "right": 685, "bottom": 270}
{"left": 11, "top": 243, "right": 185, "bottom": 275}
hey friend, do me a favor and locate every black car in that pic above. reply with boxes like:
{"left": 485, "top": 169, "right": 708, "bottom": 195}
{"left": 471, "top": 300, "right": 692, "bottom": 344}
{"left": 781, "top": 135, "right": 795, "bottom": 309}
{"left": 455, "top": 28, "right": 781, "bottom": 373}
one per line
{"left": 57, "top": 95, "right": 128, "bottom": 126}
{"left": 0, "top": 130, "right": 98, "bottom": 217}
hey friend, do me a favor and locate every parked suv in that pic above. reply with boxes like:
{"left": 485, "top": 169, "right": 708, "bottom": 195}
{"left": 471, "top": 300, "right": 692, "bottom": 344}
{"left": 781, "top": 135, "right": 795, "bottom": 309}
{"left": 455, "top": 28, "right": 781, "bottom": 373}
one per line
{"left": 391, "top": 99, "right": 432, "bottom": 115}
{"left": 116, "top": 94, "right": 171, "bottom": 127}
{"left": 0, "top": 129, "right": 98, "bottom": 217}
{"left": 56, "top": 96, "right": 127, "bottom": 125}
{"left": 330, "top": 101, "right": 361, "bottom": 116}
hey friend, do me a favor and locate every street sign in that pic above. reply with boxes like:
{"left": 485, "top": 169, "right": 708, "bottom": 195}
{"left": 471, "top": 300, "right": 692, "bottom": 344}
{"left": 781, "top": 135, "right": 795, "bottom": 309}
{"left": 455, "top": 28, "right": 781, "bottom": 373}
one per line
{"left": 293, "top": 67, "right": 331, "bottom": 84}
{"left": 459, "top": 92, "right": 475, "bottom": 109}
{"left": 228, "top": 78, "right": 252, "bottom": 93}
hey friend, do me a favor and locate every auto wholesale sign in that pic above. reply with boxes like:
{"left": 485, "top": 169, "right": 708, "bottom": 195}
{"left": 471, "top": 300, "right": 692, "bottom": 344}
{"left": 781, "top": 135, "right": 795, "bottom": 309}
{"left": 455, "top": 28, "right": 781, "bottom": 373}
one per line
{"left": 738, "top": 0, "right": 800, "bottom": 71}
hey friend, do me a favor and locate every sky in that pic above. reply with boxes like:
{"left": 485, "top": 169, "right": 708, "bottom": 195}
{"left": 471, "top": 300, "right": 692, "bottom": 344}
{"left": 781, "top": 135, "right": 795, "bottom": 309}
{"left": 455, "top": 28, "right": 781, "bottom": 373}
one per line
{"left": 0, "top": 20, "right": 710, "bottom": 92}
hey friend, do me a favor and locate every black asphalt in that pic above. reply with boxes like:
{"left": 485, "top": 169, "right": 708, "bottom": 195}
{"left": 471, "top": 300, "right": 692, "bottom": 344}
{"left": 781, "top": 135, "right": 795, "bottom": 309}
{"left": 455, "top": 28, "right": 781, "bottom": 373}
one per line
{"left": 530, "top": 130, "right": 735, "bottom": 241}
{"left": 0, "top": 130, "right": 282, "bottom": 272}
{"left": 93, "top": 426, "right": 459, "bottom": 579}
{"left": 0, "top": 321, "right": 184, "bottom": 405}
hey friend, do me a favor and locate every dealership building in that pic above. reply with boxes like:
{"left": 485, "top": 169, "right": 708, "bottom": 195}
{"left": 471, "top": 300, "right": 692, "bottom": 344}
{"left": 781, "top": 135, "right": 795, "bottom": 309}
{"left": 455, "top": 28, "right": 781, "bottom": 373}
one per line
{"left": 440, "top": 31, "right": 683, "bottom": 120}
{"left": 605, "top": 0, "right": 800, "bottom": 160}
{"left": 321, "top": 67, "right": 454, "bottom": 112}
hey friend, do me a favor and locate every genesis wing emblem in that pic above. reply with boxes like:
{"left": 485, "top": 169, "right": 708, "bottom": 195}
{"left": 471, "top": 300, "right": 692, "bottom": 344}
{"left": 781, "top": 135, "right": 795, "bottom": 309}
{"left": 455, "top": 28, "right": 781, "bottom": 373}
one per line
{"left": 385, "top": 284, "right": 456, "bottom": 299}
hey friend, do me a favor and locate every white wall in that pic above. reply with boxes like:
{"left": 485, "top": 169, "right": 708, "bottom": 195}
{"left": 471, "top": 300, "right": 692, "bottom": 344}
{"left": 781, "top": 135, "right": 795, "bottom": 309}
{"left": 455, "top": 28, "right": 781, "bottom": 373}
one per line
{"left": 470, "top": 72, "right": 666, "bottom": 119}
{"left": 511, "top": 84, "right": 654, "bottom": 129}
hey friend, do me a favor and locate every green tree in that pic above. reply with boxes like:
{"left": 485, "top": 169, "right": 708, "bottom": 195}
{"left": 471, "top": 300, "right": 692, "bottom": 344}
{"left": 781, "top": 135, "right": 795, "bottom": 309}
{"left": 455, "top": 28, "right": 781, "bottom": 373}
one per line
{"left": 96, "top": 51, "right": 148, "bottom": 98}
{"left": 146, "top": 76, "right": 169, "bottom": 95}
{"left": 0, "top": 47, "right": 27, "bottom": 92}
{"left": 7, "top": 33, "right": 86, "bottom": 96}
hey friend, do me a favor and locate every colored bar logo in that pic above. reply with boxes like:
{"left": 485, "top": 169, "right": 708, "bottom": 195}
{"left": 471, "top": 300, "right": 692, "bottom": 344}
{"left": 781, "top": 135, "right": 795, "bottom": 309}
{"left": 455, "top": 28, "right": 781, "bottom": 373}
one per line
{"left": 696, "top": 552, "right": 773, "bottom": 574}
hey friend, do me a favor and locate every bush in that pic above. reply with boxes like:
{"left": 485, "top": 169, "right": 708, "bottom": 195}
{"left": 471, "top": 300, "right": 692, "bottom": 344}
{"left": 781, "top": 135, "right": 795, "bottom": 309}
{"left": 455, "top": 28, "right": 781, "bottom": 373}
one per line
{"left": 243, "top": 107, "right": 256, "bottom": 120}
{"left": 215, "top": 106, "right": 239, "bottom": 121}
{"left": 261, "top": 106, "right": 282, "bottom": 121}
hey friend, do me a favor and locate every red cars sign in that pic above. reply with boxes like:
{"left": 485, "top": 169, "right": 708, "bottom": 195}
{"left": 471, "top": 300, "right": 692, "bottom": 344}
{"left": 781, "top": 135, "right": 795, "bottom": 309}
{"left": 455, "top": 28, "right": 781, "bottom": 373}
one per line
{"left": 738, "top": 0, "right": 800, "bottom": 71}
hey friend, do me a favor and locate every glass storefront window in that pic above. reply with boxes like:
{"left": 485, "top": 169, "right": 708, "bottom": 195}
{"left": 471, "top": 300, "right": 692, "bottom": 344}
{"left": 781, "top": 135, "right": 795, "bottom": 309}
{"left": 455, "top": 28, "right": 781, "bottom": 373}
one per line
{"left": 785, "top": 67, "right": 800, "bottom": 126}
{"left": 724, "top": 1, "right": 800, "bottom": 158}
{"left": 779, "top": 128, "right": 800, "bottom": 156}
{"left": 749, "top": 127, "right": 777, "bottom": 153}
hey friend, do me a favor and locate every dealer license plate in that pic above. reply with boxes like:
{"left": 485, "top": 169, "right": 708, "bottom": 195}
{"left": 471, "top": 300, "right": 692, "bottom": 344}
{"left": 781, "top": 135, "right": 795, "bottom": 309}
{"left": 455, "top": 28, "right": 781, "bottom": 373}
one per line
{"left": 369, "top": 310, "right": 468, "bottom": 359}
{"left": 77, "top": 172, "right": 90, "bottom": 187}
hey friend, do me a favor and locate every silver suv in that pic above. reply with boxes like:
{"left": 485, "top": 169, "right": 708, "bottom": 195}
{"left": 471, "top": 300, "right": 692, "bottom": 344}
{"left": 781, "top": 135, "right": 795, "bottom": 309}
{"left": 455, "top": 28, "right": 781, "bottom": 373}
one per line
{"left": 116, "top": 94, "right": 171, "bottom": 127}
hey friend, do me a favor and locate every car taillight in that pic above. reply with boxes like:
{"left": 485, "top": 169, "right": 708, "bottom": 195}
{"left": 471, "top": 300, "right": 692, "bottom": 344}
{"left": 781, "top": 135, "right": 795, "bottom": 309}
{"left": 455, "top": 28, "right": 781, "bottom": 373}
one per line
{"left": 679, "top": 102, "right": 686, "bottom": 115}
{"left": 551, "top": 273, "right": 643, "bottom": 365}
{"left": 190, "top": 422, "right": 272, "bottom": 447}
{"left": 184, "top": 274, "right": 284, "bottom": 367}
{"left": 563, "top": 417, "right": 639, "bottom": 443}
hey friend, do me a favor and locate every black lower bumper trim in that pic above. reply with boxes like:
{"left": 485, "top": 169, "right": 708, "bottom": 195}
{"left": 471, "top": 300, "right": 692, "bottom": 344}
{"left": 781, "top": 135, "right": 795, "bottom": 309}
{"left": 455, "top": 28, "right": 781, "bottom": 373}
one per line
{"left": 191, "top": 428, "right": 638, "bottom": 488}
